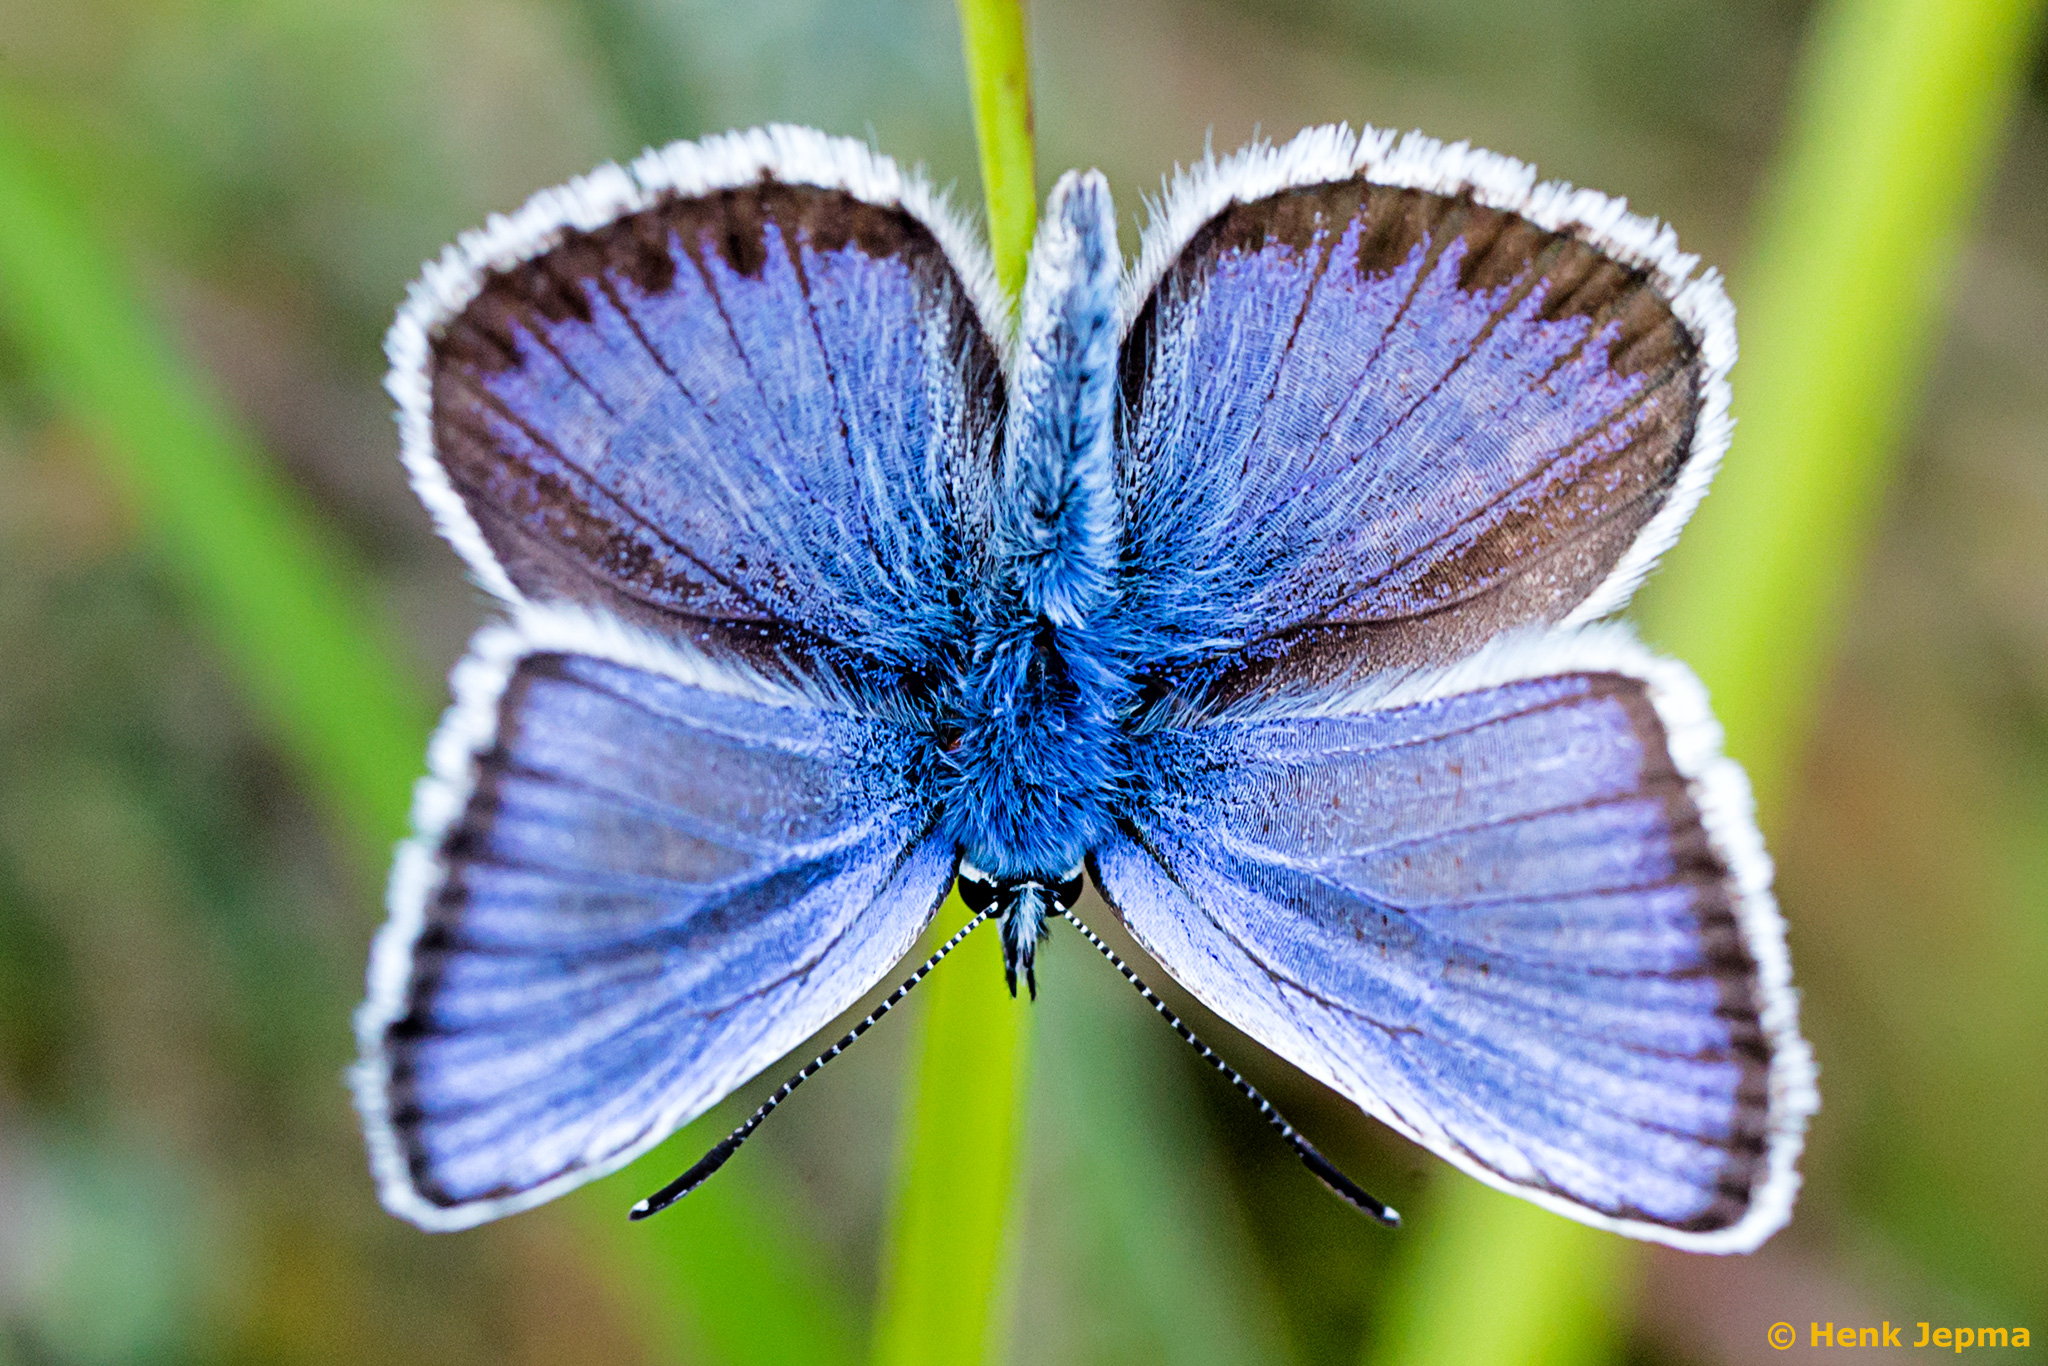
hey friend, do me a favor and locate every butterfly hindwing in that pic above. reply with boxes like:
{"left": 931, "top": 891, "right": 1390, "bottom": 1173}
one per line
{"left": 388, "top": 126, "right": 1005, "bottom": 687}
{"left": 354, "top": 611, "right": 955, "bottom": 1229}
{"left": 1116, "top": 127, "right": 1734, "bottom": 704}
{"left": 1093, "top": 627, "right": 1814, "bottom": 1251}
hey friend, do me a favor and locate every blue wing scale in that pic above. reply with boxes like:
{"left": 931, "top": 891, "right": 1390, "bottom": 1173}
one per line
{"left": 355, "top": 619, "right": 953, "bottom": 1229}
{"left": 1116, "top": 130, "right": 1733, "bottom": 704}
{"left": 1095, "top": 630, "right": 1813, "bottom": 1251}
{"left": 394, "top": 129, "right": 1003, "bottom": 690}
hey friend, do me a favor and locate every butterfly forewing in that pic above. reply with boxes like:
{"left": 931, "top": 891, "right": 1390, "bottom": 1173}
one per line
{"left": 395, "top": 129, "right": 1004, "bottom": 689}
{"left": 1117, "top": 132, "right": 1731, "bottom": 706}
{"left": 1093, "top": 629, "right": 1814, "bottom": 1251}
{"left": 356, "top": 618, "right": 956, "bottom": 1229}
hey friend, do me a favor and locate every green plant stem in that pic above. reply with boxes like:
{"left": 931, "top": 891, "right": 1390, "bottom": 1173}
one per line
{"left": 871, "top": 9, "right": 1038, "bottom": 1361}
{"left": 1364, "top": 0, "right": 2045, "bottom": 1362}
{"left": 955, "top": 0, "right": 1037, "bottom": 302}
{"left": 874, "top": 892, "right": 1036, "bottom": 1365}
{"left": 0, "top": 98, "right": 855, "bottom": 1366}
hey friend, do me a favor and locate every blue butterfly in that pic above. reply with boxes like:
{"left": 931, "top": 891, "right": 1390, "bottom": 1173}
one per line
{"left": 353, "top": 123, "right": 1817, "bottom": 1252}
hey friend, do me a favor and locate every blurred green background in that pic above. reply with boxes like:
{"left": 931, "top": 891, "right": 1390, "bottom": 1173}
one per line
{"left": 0, "top": 0, "right": 2044, "bottom": 1363}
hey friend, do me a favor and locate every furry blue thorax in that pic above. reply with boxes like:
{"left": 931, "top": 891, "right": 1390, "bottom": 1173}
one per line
{"left": 938, "top": 172, "right": 1132, "bottom": 879}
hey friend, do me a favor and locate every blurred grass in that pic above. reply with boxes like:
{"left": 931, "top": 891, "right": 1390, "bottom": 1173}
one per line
{"left": 1019, "top": 917, "right": 1293, "bottom": 1366}
{"left": 1642, "top": 0, "right": 2048, "bottom": 812}
{"left": 574, "top": 0, "right": 707, "bottom": 152}
{"left": 871, "top": 7, "right": 1040, "bottom": 1362}
{"left": 581, "top": 1135, "right": 863, "bottom": 1366}
{"left": 873, "top": 892, "right": 1035, "bottom": 1365}
{"left": 1367, "top": 1179, "right": 1633, "bottom": 1366}
{"left": 0, "top": 81, "right": 858, "bottom": 1366}
{"left": 1366, "top": 0, "right": 2048, "bottom": 1362}
{"left": 0, "top": 106, "right": 429, "bottom": 866}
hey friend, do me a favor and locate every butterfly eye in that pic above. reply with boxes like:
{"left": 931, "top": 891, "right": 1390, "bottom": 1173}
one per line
{"left": 1053, "top": 870, "right": 1085, "bottom": 909}
{"left": 957, "top": 866, "right": 998, "bottom": 914}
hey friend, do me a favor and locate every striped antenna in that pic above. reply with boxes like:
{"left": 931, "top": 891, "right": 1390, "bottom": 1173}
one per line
{"left": 1058, "top": 908, "right": 1400, "bottom": 1227}
{"left": 630, "top": 908, "right": 997, "bottom": 1220}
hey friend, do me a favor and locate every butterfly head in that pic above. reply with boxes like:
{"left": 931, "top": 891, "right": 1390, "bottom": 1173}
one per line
{"left": 957, "top": 860, "right": 1086, "bottom": 1000}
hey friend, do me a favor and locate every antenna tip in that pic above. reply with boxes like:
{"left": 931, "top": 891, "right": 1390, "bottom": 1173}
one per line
{"left": 628, "top": 1199, "right": 653, "bottom": 1220}
{"left": 1298, "top": 1144, "right": 1398, "bottom": 1226}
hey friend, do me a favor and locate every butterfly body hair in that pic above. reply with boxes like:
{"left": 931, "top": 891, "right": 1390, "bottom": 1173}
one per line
{"left": 938, "top": 173, "right": 1136, "bottom": 880}
{"left": 999, "top": 172, "right": 1124, "bottom": 629}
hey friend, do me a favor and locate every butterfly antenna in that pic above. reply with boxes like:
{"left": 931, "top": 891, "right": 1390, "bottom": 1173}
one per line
{"left": 1058, "top": 908, "right": 1400, "bottom": 1227}
{"left": 630, "top": 907, "right": 996, "bottom": 1220}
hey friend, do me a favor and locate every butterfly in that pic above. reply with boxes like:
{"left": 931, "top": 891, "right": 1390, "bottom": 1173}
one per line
{"left": 353, "top": 122, "right": 1817, "bottom": 1253}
